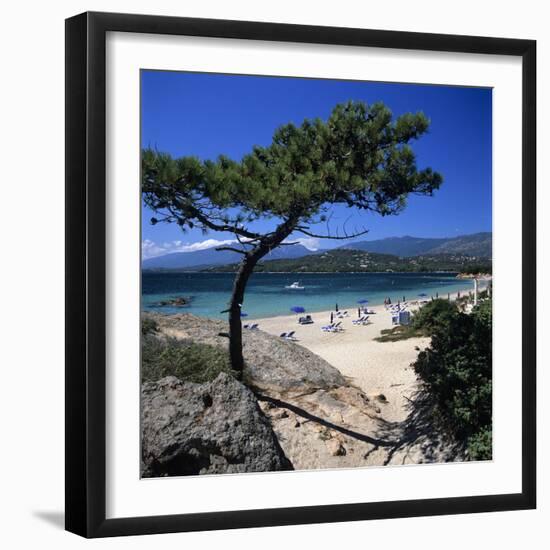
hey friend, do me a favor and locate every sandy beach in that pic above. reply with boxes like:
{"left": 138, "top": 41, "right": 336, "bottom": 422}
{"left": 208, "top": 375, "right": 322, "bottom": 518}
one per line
{"left": 255, "top": 286, "right": 484, "bottom": 429}
{"left": 256, "top": 303, "right": 425, "bottom": 427}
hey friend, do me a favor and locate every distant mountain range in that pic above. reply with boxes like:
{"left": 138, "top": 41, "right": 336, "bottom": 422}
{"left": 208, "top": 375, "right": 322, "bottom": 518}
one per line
{"left": 142, "top": 232, "right": 492, "bottom": 270}
{"left": 142, "top": 243, "right": 317, "bottom": 270}
{"left": 341, "top": 232, "right": 492, "bottom": 258}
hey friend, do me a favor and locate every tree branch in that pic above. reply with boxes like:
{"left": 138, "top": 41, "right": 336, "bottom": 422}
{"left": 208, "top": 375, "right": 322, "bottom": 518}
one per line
{"left": 164, "top": 198, "right": 264, "bottom": 241}
{"left": 215, "top": 246, "right": 247, "bottom": 254}
{"left": 296, "top": 226, "right": 370, "bottom": 240}
{"left": 235, "top": 233, "right": 260, "bottom": 246}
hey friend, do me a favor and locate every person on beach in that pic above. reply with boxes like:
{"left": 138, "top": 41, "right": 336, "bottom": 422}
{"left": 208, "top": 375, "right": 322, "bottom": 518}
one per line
{"left": 335, "top": 303, "right": 339, "bottom": 312}
{"left": 330, "top": 312, "right": 334, "bottom": 324}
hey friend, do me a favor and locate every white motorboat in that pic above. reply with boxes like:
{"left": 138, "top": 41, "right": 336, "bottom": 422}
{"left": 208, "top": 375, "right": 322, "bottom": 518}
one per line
{"left": 285, "top": 281, "right": 305, "bottom": 290}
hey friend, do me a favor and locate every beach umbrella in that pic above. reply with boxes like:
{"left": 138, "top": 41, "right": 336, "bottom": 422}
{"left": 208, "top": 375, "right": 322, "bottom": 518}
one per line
{"left": 418, "top": 293, "right": 428, "bottom": 297}
{"left": 290, "top": 306, "right": 305, "bottom": 314}
{"left": 357, "top": 299, "right": 369, "bottom": 304}
{"left": 240, "top": 312, "right": 248, "bottom": 318}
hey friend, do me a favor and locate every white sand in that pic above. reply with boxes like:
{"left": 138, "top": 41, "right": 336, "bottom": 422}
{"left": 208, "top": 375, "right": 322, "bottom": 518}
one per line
{"left": 255, "top": 286, "right": 482, "bottom": 426}
{"left": 253, "top": 284, "right": 489, "bottom": 466}
{"left": 256, "top": 303, "right": 424, "bottom": 424}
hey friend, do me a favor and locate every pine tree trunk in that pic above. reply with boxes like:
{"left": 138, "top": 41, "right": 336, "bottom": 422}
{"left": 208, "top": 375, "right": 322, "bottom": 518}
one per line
{"left": 226, "top": 218, "right": 297, "bottom": 377}
{"left": 227, "top": 253, "right": 261, "bottom": 377}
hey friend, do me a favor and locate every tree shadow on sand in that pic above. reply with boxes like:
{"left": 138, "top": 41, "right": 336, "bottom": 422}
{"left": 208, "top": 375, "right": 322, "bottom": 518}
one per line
{"left": 372, "top": 389, "right": 465, "bottom": 466}
{"left": 257, "top": 389, "right": 465, "bottom": 467}
{"left": 256, "top": 393, "right": 399, "bottom": 449}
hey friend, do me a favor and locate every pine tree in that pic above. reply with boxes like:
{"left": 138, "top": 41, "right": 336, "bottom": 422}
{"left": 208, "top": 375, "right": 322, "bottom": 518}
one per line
{"left": 142, "top": 101, "right": 443, "bottom": 375}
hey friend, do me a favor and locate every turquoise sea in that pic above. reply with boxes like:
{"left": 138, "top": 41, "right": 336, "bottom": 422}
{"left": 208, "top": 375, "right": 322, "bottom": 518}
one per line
{"left": 142, "top": 272, "right": 474, "bottom": 319}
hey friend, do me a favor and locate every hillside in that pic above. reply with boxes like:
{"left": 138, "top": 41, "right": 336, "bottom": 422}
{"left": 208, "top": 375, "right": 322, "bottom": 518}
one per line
{"left": 142, "top": 243, "right": 316, "bottom": 270}
{"left": 203, "top": 249, "right": 492, "bottom": 274}
{"left": 342, "top": 232, "right": 492, "bottom": 258}
{"left": 142, "top": 232, "right": 492, "bottom": 271}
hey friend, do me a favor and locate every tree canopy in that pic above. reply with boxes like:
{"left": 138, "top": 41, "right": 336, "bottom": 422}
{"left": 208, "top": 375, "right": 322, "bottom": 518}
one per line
{"left": 142, "top": 100, "right": 443, "bottom": 245}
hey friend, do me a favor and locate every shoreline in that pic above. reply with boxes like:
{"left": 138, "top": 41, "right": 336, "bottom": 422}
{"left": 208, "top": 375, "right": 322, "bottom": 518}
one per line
{"left": 254, "top": 286, "right": 478, "bottom": 328}
{"left": 142, "top": 273, "right": 489, "bottom": 321}
{"left": 246, "top": 281, "right": 483, "bottom": 322}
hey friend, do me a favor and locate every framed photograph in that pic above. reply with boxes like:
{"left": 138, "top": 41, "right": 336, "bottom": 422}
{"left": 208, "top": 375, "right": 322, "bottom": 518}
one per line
{"left": 65, "top": 11, "right": 536, "bottom": 538}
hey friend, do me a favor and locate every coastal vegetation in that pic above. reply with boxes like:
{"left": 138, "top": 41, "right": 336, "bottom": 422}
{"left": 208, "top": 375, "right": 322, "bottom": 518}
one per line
{"left": 141, "top": 318, "right": 236, "bottom": 383}
{"left": 375, "top": 299, "right": 459, "bottom": 342}
{"left": 203, "top": 249, "right": 492, "bottom": 274}
{"left": 142, "top": 101, "right": 443, "bottom": 374}
{"left": 374, "top": 324, "right": 425, "bottom": 342}
{"left": 375, "top": 297, "right": 493, "bottom": 460}
{"left": 414, "top": 299, "right": 492, "bottom": 460}
{"left": 410, "top": 299, "right": 493, "bottom": 460}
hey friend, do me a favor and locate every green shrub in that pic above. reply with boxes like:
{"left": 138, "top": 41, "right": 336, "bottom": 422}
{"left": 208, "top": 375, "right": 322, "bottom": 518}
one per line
{"left": 412, "top": 298, "right": 459, "bottom": 333}
{"left": 141, "top": 316, "right": 159, "bottom": 336}
{"left": 467, "top": 427, "right": 492, "bottom": 461}
{"left": 374, "top": 325, "right": 424, "bottom": 342}
{"left": 142, "top": 333, "right": 236, "bottom": 384}
{"left": 375, "top": 299, "right": 459, "bottom": 342}
{"left": 413, "top": 299, "right": 492, "bottom": 460}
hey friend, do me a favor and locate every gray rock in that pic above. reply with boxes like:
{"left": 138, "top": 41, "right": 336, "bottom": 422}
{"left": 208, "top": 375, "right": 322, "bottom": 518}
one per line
{"left": 241, "top": 330, "right": 346, "bottom": 394}
{"left": 141, "top": 373, "right": 293, "bottom": 477}
{"left": 143, "top": 312, "right": 346, "bottom": 395}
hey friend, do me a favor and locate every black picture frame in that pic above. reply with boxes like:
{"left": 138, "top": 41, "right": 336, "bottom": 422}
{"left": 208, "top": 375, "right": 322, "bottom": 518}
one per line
{"left": 65, "top": 11, "right": 536, "bottom": 538}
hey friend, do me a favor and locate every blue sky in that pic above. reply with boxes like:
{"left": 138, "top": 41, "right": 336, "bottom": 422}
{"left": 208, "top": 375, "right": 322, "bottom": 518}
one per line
{"left": 141, "top": 70, "right": 492, "bottom": 259}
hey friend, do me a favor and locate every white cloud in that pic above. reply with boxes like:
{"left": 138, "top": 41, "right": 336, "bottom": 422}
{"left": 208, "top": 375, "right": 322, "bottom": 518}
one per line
{"left": 284, "top": 236, "right": 320, "bottom": 251}
{"left": 142, "top": 235, "right": 320, "bottom": 260}
{"left": 177, "top": 238, "right": 238, "bottom": 253}
{"left": 142, "top": 238, "right": 237, "bottom": 260}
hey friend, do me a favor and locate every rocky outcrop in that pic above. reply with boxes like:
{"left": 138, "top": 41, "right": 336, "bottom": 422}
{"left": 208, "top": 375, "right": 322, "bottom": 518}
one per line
{"left": 142, "top": 312, "right": 346, "bottom": 395}
{"left": 154, "top": 296, "right": 191, "bottom": 307}
{"left": 140, "top": 312, "right": 463, "bottom": 473}
{"left": 141, "top": 372, "right": 292, "bottom": 477}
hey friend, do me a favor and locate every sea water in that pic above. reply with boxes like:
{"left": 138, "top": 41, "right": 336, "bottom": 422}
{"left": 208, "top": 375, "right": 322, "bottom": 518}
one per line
{"left": 141, "top": 272, "right": 474, "bottom": 319}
